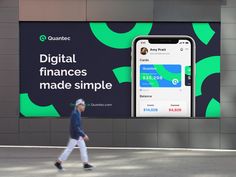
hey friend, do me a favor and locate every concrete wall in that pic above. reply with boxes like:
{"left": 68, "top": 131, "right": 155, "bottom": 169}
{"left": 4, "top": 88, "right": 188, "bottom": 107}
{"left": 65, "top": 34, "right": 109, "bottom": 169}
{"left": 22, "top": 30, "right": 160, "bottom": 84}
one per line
{"left": 0, "top": 0, "right": 236, "bottom": 149}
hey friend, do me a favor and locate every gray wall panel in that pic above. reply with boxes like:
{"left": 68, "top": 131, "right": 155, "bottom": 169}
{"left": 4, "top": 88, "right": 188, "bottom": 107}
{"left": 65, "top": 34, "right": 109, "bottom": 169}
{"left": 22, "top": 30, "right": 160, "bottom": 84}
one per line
{"left": 0, "top": 8, "right": 18, "bottom": 22}
{"left": 0, "top": 39, "right": 18, "bottom": 55}
{"left": 19, "top": 119, "right": 50, "bottom": 132}
{"left": 0, "top": 0, "right": 18, "bottom": 7}
{"left": 19, "top": 132, "right": 50, "bottom": 145}
{"left": 154, "top": 0, "right": 221, "bottom": 22}
{"left": 0, "top": 55, "right": 18, "bottom": 70}
{"left": 222, "top": 0, "right": 236, "bottom": 7}
{"left": 112, "top": 119, "right": 126, "bottom": 133}
{"left": 19, "top": 0, "right": 86, "bottom": 21}
{"left": 112, "top": 133, "right": 126, "bottom": 147}
{"left": 0, "top": 133, "right": 18, "bottom": 145}
{"left": 189, "top": 119, "right": 220, "bottom": 133}
{"left": 51, "top": 132, "right": 69, "bottom": 146}
{"left": 127, "top": 119, "right": 157, "bottom": 133}
{"left": 127, "top": 133, "right": 157, "bottom": 147}
{"left": 158, "top": 119, "right": 188, "bottom": 133}
{"left": 158, "top": 133, "right": 189, "bottom": 148}
{"left": 221, "top": 86, "right": 236, "bottom": 102}
{"left": 221, "top": 70, "right": 236, "bottom": 86}
{"left": 222, "top": 24, "right": 236, "bottom": 39}
{"left": 221, "top": 55, "right": 236, "bottom": 71}
{"left": 221, "top": 7, "right": 236, "bottom": 23}
{"left": 87, "top": 0, "right": 154, "bottom": 21}
{"left": 221, "top": 102, "right": 236, "bottom": 117}
{"left": 0, "top": 70, "right": 18, "bottom": 86}
{"left": 0, "top": 101, "right": 18, "bottom": 117}
{"left": 50, "top": 119, "right": 69, "bottom": 132}
{"left": 0, "top": 23, "right": 18, "bottom": 38}
{"left": 221, "top": 118, "right": 236, "bottom": 133}
{"left": 189, "top": 133, "right": 220, "bottom": 149}
{"left": 86, "top": 133, "right": 113, "bottom": 147}
{"left": 0, "top": 118, "right": 18, "bottom": 133}
{"left": 0, "top": 86, "right": 18, "bottom": 101}
{"left": 83, "top": 119, "right": 112, "bottom": 133}
{"left": 221, "top": 39, "right": 236, "bottom": 55}
{"left": 221, "top": 134, "right": 236, "bottom": 149}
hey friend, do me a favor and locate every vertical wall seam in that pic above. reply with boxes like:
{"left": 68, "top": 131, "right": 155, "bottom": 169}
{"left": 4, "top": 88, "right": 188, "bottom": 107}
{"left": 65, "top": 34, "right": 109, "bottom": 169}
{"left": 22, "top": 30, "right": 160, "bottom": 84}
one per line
{"left": 85, "top": 0, "right": 87, "bottom": 21}
{"left": 156, "top": 119, "right": 159, "bottom": 147}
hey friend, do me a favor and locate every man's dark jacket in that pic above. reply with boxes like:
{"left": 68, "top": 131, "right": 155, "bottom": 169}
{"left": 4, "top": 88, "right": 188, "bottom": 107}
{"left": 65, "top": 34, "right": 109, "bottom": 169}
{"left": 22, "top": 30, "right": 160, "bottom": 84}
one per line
{"left": 70, "top": 109, "right": 85, "bottom": 140}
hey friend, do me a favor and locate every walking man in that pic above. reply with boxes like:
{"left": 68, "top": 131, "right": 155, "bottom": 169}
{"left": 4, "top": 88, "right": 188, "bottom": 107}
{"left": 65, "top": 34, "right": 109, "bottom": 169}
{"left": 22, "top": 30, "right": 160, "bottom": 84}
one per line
{"left": 54, "top": 99, "right": 93, "bottom": 170}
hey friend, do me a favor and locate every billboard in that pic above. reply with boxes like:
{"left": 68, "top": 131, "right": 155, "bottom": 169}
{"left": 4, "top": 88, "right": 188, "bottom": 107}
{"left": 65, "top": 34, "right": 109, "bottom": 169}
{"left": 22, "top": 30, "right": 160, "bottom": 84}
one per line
{"left": 20, "top": 22, "right": 220, "bottom": 118}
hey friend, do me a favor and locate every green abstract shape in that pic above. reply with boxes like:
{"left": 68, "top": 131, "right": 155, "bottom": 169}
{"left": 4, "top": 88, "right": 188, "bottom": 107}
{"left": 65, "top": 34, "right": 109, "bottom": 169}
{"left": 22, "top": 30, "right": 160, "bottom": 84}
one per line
{"left": 185, "top": 66, "right": 191, "bottom": 76}
{"left": 90, "top": 22, "right": 153, "bottom": 49}
{"left": 113, "top": 66, "right": 131, "bottom": 83}
{"left": 20, "top": 93, "right": 60, "bottom": 117}
{"left": 154, "top": 65, "right": 181, "bottom": 81}
{"left": 140, "top": 73, "right": 159, "bottom": 87}
{"left": 196, "top": 56, "right": 220, "bottom": 97}
{"left": 206, "top": 98, "right": 221, "bottom": 118}
{"left": 192, "top": 23, "right": 215, "bottom": 45}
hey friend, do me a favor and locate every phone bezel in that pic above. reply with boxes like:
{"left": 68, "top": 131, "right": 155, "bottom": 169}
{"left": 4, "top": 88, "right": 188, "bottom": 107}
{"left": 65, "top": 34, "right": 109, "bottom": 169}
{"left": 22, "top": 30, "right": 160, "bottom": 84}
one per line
{"left": 131, "top": 35, "right": 196, "bottom": 118}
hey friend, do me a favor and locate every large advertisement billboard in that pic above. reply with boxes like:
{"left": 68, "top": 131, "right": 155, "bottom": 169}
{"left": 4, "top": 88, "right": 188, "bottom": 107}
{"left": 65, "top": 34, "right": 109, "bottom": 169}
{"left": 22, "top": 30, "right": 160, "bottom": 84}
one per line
{"left": 20, "top": 22, "right": 220, "bottom": 118}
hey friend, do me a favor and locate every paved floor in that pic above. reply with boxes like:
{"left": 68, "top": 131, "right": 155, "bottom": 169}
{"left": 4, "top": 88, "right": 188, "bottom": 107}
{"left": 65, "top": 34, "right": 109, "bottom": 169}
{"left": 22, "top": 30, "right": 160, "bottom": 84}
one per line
{"left": 0, "top": 147, "right": 236, "bottom": 177}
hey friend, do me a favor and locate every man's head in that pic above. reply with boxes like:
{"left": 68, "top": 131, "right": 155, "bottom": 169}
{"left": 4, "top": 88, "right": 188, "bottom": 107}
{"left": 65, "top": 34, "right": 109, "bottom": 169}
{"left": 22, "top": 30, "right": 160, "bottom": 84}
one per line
{"left": 75, "top": 99, "right": 86, "bottom": 112}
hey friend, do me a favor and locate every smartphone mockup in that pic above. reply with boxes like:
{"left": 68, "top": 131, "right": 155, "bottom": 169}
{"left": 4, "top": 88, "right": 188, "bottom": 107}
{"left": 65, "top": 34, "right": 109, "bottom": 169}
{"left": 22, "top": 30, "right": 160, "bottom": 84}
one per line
{"left": 131, "top": 36, "right": 195, "bottom": 117}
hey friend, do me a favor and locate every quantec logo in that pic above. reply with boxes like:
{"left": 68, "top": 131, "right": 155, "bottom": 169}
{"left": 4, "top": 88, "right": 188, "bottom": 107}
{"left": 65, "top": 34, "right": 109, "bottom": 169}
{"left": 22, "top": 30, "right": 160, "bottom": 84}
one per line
{"left": 39, "top": 34, "right": 47, "bottom": 42}
{"left": 39, "top": 34, "right": 71, "bottom": 43}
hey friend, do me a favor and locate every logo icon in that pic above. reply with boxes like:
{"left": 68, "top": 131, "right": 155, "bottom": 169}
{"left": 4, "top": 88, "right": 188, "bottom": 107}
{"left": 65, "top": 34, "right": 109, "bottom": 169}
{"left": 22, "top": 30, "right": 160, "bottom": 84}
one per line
{"left": 172, "top": 79, "right": 179, "bottom": 85}
{"left": 39, "top": 34, "right": 47, "bottom": 42}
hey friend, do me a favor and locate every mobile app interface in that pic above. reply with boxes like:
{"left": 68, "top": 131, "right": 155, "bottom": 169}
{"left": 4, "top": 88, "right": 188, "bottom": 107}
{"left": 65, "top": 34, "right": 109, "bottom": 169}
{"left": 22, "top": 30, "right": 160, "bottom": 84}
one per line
{"left": 136, "top": 39, "right": 192, "bottom": 117}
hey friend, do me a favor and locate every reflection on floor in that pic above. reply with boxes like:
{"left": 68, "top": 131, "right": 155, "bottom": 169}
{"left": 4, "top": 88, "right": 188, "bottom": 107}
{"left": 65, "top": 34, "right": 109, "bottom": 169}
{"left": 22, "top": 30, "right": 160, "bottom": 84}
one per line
{"left": 0, "top": 147, "right": 236, "bottom": 177}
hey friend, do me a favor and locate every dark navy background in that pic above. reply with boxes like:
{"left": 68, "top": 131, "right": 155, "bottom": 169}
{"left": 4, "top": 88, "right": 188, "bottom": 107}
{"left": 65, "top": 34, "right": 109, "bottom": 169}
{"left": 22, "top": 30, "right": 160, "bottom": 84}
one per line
{"left": 20, "top": 22, "right": 220, "bottom": 118}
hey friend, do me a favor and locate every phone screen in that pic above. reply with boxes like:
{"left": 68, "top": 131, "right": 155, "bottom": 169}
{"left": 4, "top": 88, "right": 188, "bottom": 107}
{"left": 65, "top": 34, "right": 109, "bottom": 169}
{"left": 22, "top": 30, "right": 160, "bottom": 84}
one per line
{"left": 134, "top": 37, "right": 194, "bottom": 117}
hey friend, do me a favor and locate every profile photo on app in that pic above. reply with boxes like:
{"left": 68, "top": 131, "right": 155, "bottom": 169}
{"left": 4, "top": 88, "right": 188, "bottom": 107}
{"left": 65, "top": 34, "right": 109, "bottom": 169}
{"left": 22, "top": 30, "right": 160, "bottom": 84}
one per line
{"left": 140, "top": 47, "right": 148, "bottom": 55}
